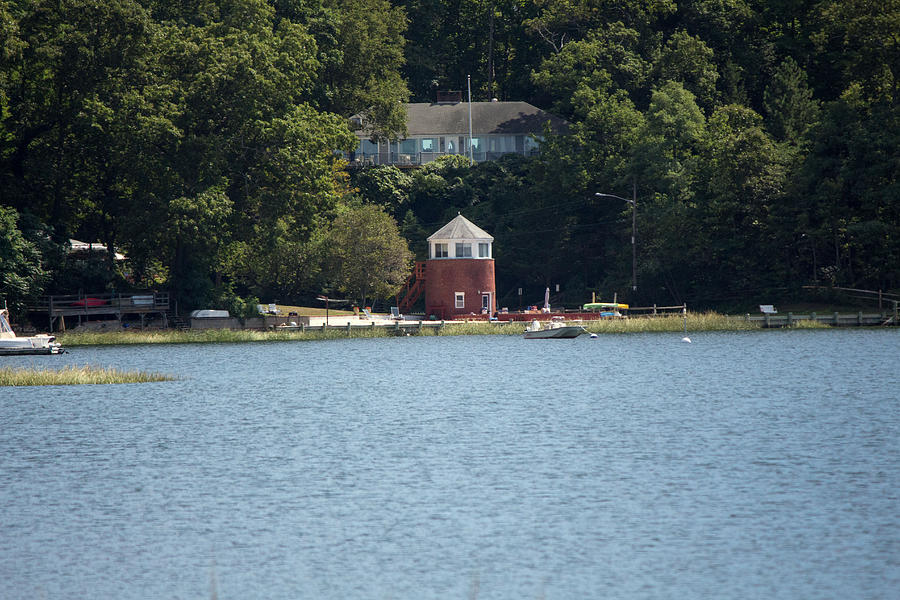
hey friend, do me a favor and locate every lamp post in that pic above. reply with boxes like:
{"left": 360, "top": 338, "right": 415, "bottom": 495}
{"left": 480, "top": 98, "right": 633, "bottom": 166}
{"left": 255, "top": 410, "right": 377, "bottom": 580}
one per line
{"left": 596, "top": 181, "right": 637, "bottom": 293}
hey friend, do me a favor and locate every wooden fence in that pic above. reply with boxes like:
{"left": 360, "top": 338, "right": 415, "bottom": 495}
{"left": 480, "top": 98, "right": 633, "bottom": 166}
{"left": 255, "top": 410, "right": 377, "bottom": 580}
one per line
{"left": 744, "top": 311, "right": 898, "bottom": 327}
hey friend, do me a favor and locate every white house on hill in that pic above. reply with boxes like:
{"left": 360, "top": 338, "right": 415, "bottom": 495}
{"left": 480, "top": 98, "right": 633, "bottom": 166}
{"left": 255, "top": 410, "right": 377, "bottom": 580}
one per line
{"left": 347, "top": 92, "right": 568, "bottom": 167}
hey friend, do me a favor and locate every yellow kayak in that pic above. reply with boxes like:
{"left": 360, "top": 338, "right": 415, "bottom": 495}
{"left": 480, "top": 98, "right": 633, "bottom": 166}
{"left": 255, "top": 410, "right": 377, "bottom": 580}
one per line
{"left": 582, "top": 302, "right": 629, "bottom": 311}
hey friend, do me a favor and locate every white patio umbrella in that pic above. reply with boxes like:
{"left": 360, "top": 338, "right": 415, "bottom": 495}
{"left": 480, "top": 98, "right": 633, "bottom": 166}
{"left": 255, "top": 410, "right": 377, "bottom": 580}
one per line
{"left": 543, "top": 287, "right": 550, "bottom": 311}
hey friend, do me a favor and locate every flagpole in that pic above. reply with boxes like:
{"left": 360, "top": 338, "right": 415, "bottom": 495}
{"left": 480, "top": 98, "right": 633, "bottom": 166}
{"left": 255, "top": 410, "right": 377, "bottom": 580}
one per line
{"left": 467, "top": 74, "right": 473, "bottom": 161}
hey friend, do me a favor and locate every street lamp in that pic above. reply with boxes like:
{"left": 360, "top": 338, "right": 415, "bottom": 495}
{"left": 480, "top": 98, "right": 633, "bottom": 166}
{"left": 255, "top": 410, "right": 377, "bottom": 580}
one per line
{"left": 596, "top": 181, "right": 637, "bottom": 292}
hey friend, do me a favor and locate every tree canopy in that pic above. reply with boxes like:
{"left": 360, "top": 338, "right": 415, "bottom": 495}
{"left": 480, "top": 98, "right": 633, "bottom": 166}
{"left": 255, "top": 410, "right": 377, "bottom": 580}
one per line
{"left": 1, "top": 0, "right": 898, "bottom": 316}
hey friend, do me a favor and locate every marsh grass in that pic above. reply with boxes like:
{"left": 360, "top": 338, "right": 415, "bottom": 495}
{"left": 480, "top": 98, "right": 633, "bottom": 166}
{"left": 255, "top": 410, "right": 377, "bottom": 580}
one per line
{"left": 56, "top": 311, "right": 824, "bottom": 347}
{"left": 60, "top": 329, "right": 281, "bottom": 346}
{"left": 439, "top": 312, "right": 763, "bottom": 336}
{"left": 788, "top": 319, "right": 831, "bottom": 329}
{"left": 583, "top": 311, "right": 760, "bottom": 333}
{"left": 0, "top": 365, "right": 177, "bottom": 386}
{"left": 58, "top": 325, "right": 411, "bottom": 346}
{"left": 434, "top": 322, "right": 521, "bottom": 336}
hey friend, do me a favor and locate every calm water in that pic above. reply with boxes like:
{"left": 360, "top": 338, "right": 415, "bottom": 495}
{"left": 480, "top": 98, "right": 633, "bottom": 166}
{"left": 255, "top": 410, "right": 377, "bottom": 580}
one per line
{"left": 1, "top": 329, "right": 899, "bottom": 599}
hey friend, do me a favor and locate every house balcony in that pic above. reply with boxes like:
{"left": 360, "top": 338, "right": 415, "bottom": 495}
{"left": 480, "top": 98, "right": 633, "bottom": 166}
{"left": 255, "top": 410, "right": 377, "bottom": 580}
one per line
{"left": 345, "top": 148, "right": 540, "bottom": 168}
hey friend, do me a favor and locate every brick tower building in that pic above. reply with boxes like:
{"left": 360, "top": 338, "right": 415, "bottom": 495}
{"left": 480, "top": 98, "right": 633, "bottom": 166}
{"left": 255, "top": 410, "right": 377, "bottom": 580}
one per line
{"left": 424, "top": 214, "right": 496, "bottom": 319}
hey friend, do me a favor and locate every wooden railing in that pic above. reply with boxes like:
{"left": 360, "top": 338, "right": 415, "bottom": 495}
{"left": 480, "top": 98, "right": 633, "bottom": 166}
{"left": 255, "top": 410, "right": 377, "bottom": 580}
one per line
{"left": 744, "top": 311, "right": 899, "bottom": 327}
{"left": 802, "top": 286, "right": 900, "bottom": 309}
{"left": 32, "top": 291, "right": 170, "bottom": 314}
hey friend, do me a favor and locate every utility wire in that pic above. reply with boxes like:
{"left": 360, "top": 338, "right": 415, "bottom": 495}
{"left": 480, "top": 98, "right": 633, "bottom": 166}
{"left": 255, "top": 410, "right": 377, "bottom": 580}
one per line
{"left": 413, "top": 195, "right": 615, "bottom": 229}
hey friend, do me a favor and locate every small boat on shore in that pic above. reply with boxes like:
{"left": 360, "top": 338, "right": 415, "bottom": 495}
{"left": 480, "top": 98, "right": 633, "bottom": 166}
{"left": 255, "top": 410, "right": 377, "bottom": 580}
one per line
{"left": 523, "top": 317, "right": 586, "bottom": 339}
{"left": 0, "top": 308, "right": 64, "bottom": 355}
{"left": 582, "top": 302, "right": 628, "bottom": 317}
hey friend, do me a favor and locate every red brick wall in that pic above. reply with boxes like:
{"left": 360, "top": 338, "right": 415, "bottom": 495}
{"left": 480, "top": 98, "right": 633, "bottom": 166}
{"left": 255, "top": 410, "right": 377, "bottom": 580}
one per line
{"left": 425, "top": 259, "right": 495, "bottom": 319}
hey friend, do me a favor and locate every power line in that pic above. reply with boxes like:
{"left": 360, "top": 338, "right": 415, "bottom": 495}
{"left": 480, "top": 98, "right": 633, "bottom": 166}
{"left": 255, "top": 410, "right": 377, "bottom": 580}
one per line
{"left": 493, "top": 217, "right": 629, "bottom": 238}
{"left": 414, "top": 195, "right": 615, "bottom": 230}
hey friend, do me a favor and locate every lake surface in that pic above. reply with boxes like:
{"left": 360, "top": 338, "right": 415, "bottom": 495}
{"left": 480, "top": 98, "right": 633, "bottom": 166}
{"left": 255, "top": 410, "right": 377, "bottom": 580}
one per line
{"left": 2, "top": 329, "right": 899, "bottom": 599}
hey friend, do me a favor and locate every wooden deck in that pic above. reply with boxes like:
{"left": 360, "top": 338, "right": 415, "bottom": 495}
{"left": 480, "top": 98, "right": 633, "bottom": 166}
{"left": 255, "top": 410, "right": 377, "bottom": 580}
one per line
{"left": 745, "top": 311, "right": 898, "bottom": 327}
{"left": 31, "top": 292, "right": 170, "bottom": 331}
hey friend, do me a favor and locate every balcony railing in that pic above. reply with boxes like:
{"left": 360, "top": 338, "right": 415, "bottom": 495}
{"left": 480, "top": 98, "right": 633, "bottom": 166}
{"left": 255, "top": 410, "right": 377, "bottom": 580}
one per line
{"left": 345, "top": 149, "right": 540, "bottom": 167}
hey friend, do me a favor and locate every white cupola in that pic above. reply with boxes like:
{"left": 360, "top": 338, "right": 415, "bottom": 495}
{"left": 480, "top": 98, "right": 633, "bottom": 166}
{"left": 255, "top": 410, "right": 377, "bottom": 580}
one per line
{"left": 426, "top": 214, "right": 493, "bottom": 259}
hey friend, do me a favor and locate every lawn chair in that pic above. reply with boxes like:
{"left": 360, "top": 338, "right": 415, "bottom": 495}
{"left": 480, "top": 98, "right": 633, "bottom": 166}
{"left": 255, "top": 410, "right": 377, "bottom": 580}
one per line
{"left": 390, "top": 306, "right": 402, "bottom": 320}
{"left": 362, "top": 308, "right": 373, "bottom": 319}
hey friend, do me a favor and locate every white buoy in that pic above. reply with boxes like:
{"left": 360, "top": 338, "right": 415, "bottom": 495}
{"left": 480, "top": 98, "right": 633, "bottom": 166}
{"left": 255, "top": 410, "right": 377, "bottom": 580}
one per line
{"left": 590, "top": 333, "right": 598, "bottom": 339}
{"left": 681, "top": 337, "right": 692, "bottom": 343}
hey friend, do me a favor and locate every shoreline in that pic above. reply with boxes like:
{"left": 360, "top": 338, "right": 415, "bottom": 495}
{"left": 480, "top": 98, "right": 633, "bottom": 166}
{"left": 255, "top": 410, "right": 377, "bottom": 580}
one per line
{"left": 51, "top": 312, "right": 849, "bottom": 347}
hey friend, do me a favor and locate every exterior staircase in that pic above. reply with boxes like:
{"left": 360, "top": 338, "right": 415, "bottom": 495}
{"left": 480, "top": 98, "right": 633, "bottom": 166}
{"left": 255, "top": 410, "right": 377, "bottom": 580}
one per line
{"left": 169, "top": 312, "right": 189, "bottom": 331}
{"left": 396, "top": 261, "right": 426, "bottom": 313}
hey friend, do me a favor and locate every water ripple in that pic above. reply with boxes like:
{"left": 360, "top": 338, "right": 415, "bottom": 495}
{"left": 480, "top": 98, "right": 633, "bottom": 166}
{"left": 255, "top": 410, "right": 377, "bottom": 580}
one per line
{"left": 1, "top": 329, "right": 898, "bottom": 599}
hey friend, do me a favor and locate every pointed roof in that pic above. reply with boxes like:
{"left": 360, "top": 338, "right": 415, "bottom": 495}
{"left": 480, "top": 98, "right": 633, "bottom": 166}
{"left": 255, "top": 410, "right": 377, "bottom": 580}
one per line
{"left": 427, "top": 214, "right": 493, "bottom": 241}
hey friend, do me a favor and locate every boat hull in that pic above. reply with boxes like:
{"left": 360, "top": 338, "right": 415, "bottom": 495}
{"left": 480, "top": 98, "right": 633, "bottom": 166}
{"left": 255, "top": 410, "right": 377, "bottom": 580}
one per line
{"left": 0, "top": 345, "right": 63, "bottom": 356}
{"left": 523, "top": 326, "right": 585, "bottom": 339}
{"left": 0, "top": 337, "right": 64, "bottom": 355}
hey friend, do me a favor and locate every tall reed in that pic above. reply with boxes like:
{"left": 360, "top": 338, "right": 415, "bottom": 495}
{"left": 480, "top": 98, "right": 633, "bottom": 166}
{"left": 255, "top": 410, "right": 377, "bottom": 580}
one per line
{"left": 59, "top": 326, "right": 417, "bottom": 346}
{"left": 0, "top": 365, "right": 177, "bottom": 386}
{"left": 55, "top": 312, "right": 796, "bottom": 347}
{"left": 437, "top": 312, "right": 764, "bottom": 335}
{"left": 582, "top": 311, "right": 760, "bottom": 333}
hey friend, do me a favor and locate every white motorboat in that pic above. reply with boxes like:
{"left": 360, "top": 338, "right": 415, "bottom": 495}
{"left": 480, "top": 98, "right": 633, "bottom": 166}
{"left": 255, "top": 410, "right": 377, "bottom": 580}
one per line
{"left": 523, "top": 317, "right": 586, "bottom": 339}
{"left": 0, "top": 308, "right": 64, "bottom": 355}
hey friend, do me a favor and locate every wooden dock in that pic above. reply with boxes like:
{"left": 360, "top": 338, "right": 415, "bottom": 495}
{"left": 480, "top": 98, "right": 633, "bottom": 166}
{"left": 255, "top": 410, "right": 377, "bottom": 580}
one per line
{"left": 744, "top": 311, "right": 898, "bottom": 327}
{"left": 31, "top": 292, "right": 170, "bottom": 332}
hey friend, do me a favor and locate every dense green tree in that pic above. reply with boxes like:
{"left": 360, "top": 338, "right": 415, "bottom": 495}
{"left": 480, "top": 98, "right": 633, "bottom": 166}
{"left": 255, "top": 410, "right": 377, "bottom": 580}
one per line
{"left": 0, "top": 205, "right": 47, "bottom": 315}
{"left": 400, "top": 0, "right": 531, "bottom": 102}
{"left": 652, "top": 30, "right": 719, "bottom": 112}
{"left": 694, "top": 105, "right": 789, "bottom": 297}
{"left": 809, "top": 0, "right": 900, "bottom": 103}
{"left": 2, "top": 0, "right": 899, "bottom": 312}
{"left": 0, "top": 0, "right": 157, "bottom": 234}
{"left": 322, "top": 203, "right": 413, "bottom": 306}
{"left": 531, "top": 23, "right": 648, "bottom": 118}
{"left": 674, "top": 0, "right": 755, "bottom": 105}
{"left": 164, "top": 184, "right": 233, "bottom": 308}
{"left": 406, "top": 155, "right": 477, "bottom": 227}
{"left": 524, "top": 0, "right": 676, "bottom": 52}
{"left": 351, "top": 165, "right": 413, "bottom": 217}
{"left": 301, "top": 0, "right": 410, "bottom": 140}
{"left": 632, "top": 81, "right": 705, "bottom": 201}
{"left": 795, "top": 93, "right": 900, "bottom": 291}
{"left": 763, "top": 57, "right": 819, "bottom": 145}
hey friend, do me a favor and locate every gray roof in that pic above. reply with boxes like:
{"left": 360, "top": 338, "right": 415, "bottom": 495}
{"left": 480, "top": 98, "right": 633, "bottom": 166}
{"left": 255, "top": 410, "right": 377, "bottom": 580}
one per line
{"left": 428, "top": 214, "right": 494, "bottom": 241}
{"left": 408, "top": 101, "right": 567, "bottom": 136}
{"left": 354, "top": 101, "right": 568, "bottom": 138}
